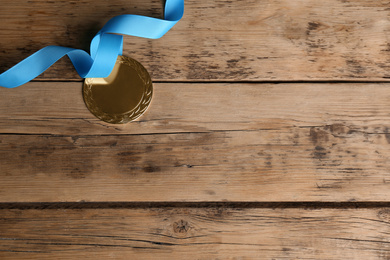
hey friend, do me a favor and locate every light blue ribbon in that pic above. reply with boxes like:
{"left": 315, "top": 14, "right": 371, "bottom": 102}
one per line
{"left": 0, "top": 0, "right": 184, "bottom": 88}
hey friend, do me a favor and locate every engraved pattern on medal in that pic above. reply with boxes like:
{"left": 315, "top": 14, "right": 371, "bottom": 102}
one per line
{"left": 83, "top": 56, "right": 153, "bottom": 124}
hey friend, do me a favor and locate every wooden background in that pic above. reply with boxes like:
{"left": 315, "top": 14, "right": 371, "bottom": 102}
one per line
{"left": 2, "top": 0, "right": 390, "bottom": 258}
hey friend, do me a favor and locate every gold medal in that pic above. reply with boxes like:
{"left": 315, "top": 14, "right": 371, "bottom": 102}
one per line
{"left": 83, "top": 56, "right": 153, "bottom": 124}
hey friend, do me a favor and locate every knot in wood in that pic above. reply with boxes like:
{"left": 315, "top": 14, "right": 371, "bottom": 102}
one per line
{"left": 173, "top": 219, "right": 190, "bottom": 234}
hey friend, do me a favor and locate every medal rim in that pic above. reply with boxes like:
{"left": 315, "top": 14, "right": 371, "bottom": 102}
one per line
{"left": 83, "top": 56, "right": 153, "bottom": 124}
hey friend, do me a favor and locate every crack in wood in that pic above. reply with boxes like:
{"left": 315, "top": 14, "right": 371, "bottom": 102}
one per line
{"left": 2, "top": 202, "right": 390, "bottom": 210}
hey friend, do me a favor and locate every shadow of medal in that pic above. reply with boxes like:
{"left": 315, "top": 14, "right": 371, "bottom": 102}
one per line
{"left": 83, "top": 56, "right": 153, "bottom": 124}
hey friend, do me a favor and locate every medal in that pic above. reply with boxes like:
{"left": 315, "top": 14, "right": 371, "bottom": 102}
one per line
{"left": 83, "top": 56, "right": 152, "bottom": 124}
{"left": 0, "top": 0, "right": 184, "bottom": 124}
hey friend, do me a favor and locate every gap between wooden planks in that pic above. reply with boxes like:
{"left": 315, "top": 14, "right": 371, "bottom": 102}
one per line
{"left": 1, "top": 82, "right": 390, "bottom": 202}
{"left": 1, "top": 207, "right": 390, "bottom": 259}
{"left": 2, "top": 0, "right": 390, "bottom": 81}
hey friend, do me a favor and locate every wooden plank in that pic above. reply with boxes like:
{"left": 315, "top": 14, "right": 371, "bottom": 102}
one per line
{"left": 2, "top": 0, "right": 390, "bottom": 81}
{"left": 2, "top": 82, "right": 390, "bottom": 202}
{"left": 1, "top": 208, "right": 390, "bottom": 259}
{"left": 2, "top": 82, "right": 390, "bottom": 135}
{"left": 2, "top": 128, "right": 390, "bottom": 202}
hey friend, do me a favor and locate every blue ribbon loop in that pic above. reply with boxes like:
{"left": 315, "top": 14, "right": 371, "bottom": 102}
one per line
{"left": 0, "top": 0, "right": 184, "bottom": 88}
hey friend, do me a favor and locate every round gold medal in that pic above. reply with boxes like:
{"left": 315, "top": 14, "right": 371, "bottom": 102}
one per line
{"left": 83, "top": 56, "right": 153, "bottom": 124}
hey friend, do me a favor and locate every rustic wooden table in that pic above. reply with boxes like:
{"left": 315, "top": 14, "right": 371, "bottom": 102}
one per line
{"left": 2, "top": 0, "right": 390, "bottom": 259}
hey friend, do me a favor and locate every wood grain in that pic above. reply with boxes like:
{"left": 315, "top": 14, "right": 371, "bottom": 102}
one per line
{"left": 2, "top": 1, "right": 390, "bottom": 258}
{"left": 2, "top": 82, "right": 390, "bottom": 135}
{"left": 1, "top": 208, "right": 390, "bottom": 259}
{"left": 2, "top": 83, "right": 390, "bottom": 202}
{"left": 2, "top": 0, "right": 390, "bottom": 81}
{"left": 1, "top": 129, "right": 390, "bottom": 202}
